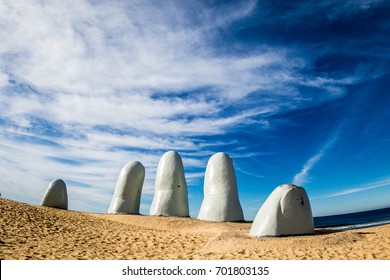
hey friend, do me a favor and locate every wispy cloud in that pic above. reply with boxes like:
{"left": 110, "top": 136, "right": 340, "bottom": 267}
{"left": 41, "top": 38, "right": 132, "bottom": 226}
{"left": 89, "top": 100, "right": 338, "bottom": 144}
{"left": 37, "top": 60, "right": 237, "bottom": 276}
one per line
{"left": 274, "top": 0, "right": 386, "bottom": 20}
{"left": 314, "top": 178, "right": 390, "bottom": 199}
{"left": 292, "top": 126, "right": 342, "bottom": 186}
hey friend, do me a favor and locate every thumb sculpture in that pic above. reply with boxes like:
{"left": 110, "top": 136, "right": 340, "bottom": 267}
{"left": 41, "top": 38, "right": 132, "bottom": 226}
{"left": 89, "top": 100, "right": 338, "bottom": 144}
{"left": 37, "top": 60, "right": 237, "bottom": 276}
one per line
{"left": 149, "top": 151, "right": 189, "bottom": 217}
{"left": 108, "top": 161, "right": 145, "bottom": 214}
{"left": 198, "top": 152, "right": 244, "bottom": 222}
{"left": 40, "top": 178, "right": 68, "bottom": 210}
{"left": 250, "top": 184, "right": 315, "bottom": 237}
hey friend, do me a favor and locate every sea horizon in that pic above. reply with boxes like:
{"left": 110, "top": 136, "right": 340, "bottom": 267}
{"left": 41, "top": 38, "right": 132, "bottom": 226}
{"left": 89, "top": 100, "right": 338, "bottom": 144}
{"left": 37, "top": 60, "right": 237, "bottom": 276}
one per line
{"left": 313, "top": 206, "right": 390, "bottom": 229}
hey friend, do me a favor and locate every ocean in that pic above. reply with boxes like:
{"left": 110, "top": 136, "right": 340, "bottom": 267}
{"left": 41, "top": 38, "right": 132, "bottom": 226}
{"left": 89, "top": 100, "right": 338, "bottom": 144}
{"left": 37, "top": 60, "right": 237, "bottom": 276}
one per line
{"left": 313, "top": 206, "right": 390, "bottom": 230}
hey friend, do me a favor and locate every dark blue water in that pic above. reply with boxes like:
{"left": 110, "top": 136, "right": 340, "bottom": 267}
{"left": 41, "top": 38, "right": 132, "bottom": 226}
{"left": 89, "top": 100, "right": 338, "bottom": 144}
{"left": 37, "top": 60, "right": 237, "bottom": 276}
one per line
{"left": 313, "top": 207, "right": 390, "bottom": 230}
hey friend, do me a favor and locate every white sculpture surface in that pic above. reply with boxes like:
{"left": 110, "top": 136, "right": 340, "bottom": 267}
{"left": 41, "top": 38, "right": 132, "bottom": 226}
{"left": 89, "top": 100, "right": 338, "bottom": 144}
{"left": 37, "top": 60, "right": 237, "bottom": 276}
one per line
{"left": 149, "top": 151, "right": 189, "bottom": 217}
{"left": 40, "top": 178, "right": 68, "bottom": 210}
{"left": 250, "top": 184, "right": 315, "bottom": 237}
{"left": 198, "top": 152, "right": 244, "bottom": 222}
{"left": 108, "top": 161, "right": 145, "bottom": 214}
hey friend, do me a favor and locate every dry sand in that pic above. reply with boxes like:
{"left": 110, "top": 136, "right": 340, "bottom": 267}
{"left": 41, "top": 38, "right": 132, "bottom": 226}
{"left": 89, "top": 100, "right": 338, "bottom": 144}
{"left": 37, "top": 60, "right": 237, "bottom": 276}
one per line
{"left": 1, "top": 198, "right": 389, "bottom": 260}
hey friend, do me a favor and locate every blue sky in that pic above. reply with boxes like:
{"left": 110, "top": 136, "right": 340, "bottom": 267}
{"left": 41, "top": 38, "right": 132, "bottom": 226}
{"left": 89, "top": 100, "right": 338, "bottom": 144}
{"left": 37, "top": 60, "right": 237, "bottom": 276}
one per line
{"left": 1, "top": 0, "right": 389, "bottom": 219}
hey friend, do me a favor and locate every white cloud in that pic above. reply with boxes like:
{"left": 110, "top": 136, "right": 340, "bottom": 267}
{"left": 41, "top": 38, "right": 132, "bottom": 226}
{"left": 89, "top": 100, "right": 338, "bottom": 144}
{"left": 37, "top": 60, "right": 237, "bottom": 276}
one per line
{"left": 312, "top": 178, "right": 390, "bottom": 200}
{"left": 0, "top": 72, "right": 9, "bottom": 87}
{"left": 292, "top": 126, "right": 341, "bottom": 186}
{"left": 322, "top": 178, "right": 390, "bottom": 198}
{"left": 274, "top": 0, "right": 386, "bottom": 21}
{"left": 0, "top": 0, "right": 259, "bottom": 96}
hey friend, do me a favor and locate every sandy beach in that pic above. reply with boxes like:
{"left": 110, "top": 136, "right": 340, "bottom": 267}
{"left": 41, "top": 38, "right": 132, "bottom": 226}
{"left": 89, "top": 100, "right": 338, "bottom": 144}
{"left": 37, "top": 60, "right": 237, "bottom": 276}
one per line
{"left": 1, "top": 198, "right": 389, "bottom": 260}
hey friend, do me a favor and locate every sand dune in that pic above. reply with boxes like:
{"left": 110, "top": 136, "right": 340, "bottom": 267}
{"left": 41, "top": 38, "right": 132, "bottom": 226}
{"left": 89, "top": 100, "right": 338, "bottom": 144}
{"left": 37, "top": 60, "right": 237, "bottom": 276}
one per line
{"left": 1, "top": 198, "right": 389, "bottom": 260}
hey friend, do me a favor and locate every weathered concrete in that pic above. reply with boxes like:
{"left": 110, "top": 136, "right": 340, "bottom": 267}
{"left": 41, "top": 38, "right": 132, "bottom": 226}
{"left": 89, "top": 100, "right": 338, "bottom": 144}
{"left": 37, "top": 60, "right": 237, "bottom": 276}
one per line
{"left": 150, "top": 151, "right": 189, "bottom": 217}
{"left": 198, "top": 152, "right": 244, "bottom": 222}
{"left": 108, "top": 161, "right": 145, "bottom": 214}
{"left": 40, "top": 179, "right": 68, "bottom": 210}
{"left": 250, "top": 184, "right": 315, "bottom": 237}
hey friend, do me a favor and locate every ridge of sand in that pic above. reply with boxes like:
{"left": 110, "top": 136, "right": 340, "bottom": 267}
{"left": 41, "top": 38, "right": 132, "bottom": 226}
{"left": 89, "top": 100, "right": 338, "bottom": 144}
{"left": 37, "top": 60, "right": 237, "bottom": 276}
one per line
{"left": 1, "top": 198, "right": 389, "bottom": 260}
{"left": 88, "top": 212, "right": 250, "bottom": 234}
